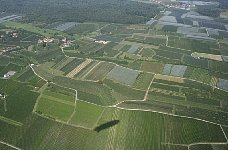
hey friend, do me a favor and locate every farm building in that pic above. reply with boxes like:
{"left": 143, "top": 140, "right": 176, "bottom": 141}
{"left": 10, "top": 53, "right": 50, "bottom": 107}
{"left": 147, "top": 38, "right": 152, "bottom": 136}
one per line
{"left": 3, "top": 71, "right": 16, "bottom": 78}
{"left": 95, "top": 40, "right": 110, "bottom": 44}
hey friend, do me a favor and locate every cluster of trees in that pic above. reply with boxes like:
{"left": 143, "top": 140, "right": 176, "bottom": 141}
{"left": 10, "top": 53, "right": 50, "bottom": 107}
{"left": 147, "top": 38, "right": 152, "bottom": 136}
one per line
{"left": 0, "top": 0, "right": 161, "bottom": 24}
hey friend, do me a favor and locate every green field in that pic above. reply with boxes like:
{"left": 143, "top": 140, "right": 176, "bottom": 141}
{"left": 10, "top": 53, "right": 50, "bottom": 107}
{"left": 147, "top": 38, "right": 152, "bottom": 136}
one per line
{"left": 84, "top": 62, "right": 115, "bottom": 81}
{"left": 52, "top": 76, "right": 116, "bottom": 106}
{"left": 69, "top": 100, "right": 104, "bottom": 128}
{"left": 0, "top": 79, "right": 39, "bottom": 122}
{"left": 133, "top": 72, "right": 154, "bottom": 90}
{"left": 140, "top": 61, "right": 164, "bottom": 74}
{"left": 36, "top": 97, "right": 74, "bottom": 122}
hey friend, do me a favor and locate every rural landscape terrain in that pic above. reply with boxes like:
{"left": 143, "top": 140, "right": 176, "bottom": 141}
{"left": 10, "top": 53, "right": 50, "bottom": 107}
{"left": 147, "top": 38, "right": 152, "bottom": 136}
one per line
{"left": 0, "top": 0, "right": 228, "bottom": 149}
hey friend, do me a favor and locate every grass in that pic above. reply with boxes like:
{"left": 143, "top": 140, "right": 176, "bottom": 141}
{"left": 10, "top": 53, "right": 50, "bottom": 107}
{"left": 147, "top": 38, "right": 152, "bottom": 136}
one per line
{"left": 140, "top": 61, "right": 164, "bottom": 74}
{"left": 36, "top": 97, "right": 74, "bottom": 122}
{"left": 133, "top": 72, "right": 154, "bottom": 90}
{"left": 69, "top": 100, "right": 104, "bottom": 128}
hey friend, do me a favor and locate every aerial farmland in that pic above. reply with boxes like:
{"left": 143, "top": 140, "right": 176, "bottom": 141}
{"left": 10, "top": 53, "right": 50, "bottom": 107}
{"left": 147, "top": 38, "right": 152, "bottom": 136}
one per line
{"left": 0, "top": 0, "right": 228, "bottom": 149}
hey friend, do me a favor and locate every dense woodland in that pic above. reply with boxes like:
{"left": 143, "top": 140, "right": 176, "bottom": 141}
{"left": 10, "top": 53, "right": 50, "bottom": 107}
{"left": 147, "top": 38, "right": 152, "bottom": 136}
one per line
{"left": 0, "top": 0, "right": 161, "bottom": 24}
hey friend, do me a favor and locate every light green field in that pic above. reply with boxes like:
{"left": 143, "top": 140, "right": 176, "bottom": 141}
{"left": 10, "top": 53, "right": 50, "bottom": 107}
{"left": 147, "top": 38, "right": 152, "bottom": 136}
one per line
{"left": 69, "top": 100, "right": 104, "bottom": 128}
{"left": 43, "top": 90, "right": 75, "bottom": 103}
{"left": 36, "top": 97, "right": 74, "bottom": 122}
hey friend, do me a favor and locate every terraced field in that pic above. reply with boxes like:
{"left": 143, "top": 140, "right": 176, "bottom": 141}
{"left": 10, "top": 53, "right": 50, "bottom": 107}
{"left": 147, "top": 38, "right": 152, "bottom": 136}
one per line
{"left": 66, "top": 59, "right": 93, "bottom": 78}
{"left": 84, "top": 62, "right": 116, "bottom": 81}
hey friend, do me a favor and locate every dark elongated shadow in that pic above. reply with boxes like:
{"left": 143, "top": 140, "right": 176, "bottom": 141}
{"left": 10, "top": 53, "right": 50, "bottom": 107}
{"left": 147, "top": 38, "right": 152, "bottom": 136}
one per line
{"left": 94, "top": 120, "right": 120, "bottom": 132}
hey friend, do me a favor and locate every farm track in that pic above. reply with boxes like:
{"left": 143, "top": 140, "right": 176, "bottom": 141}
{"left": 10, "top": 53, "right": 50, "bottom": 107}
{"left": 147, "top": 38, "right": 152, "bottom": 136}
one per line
{"left": 32, "top": 83, "right": 48, "bottom": 112}
{"left": 66, "top": 59, "right": 93, "bottom": 78}
{"left": 143, "top": 74, "right": 155, "bottom": 100}
{"left": 0, "top": 141, "right": 22, "bottom": 150}
{"left": 67, "top": 90, "right": 78, "bottom": 123}
{"left": 188, "top": 142, "right": 228, "bottom": 150}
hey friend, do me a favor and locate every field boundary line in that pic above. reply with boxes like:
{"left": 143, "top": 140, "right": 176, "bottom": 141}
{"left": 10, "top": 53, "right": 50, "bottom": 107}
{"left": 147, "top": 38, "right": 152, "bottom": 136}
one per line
{"left": 188, "top": 142, "right": 228, "bottom": 150}
{"left": 34, "top": 112, "right": 91, "bottom": 130}
{"left": 20, "top": 34, "right": 34, "bottom": 42}
{"left": 93, "top": 108, "right": 106, "bottom": 129}
{"left": 30, "top": 66, "right": 107, "bottom": 108}
{"left": 111, "top": 99, "right": 145, "bottom": 107}
{"left": 143, "top": 74, "right": 155, "bottom": 101}
{"left": 161, "top": 142, "right": 188, "bottom": 147}
{"left": 82, "top": 61, "right": 101, "bottom": 79}
{"left": 30, "top": 65, "right": 48, "bottom": 82}
{"left": 41, "top": 94, "right": 75, "bottom": 106}
{"left": 67, "top": 90, "right": 78, "bottom": 123}
{"left": 77, "top": 99, "right": 105, "bottom": 107}
{"left": 0, "top": 141, "right": 22, "bottom": 150}
{"left": 33, "top": 83, "right": 49, "bottom": 112}
{"left": 114, "top": 106, "right": 226, "bottom": 127}
{"left": 220, "top": 125, "right": 228, "bottom": 142}
{"left": 51, "top": 124, "right": 63, "bottom": 148}
{"left": 0, "top": 116, "right": 23, "bottom": 126}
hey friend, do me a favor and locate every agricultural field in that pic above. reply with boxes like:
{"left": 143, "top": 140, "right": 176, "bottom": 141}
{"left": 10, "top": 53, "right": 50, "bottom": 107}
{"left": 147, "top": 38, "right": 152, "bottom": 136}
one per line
{"left": 133, "top": 72, "right": 154, "bottom": 90}
{"left": 140, "top": 61, "right": 164, "bottom": 74}
{"left": 162, "top": 64, "right": 187, "bottom": 77}
{"left": 84, "top": 62, "right": 116, "bottom": 81}
{"left": 183, "top": 67, "right": 212, "bottom": 84}
{"left": 168, "top": 36, "right": 218, "bottom": 53}
{"left": 1, "top": 2, "right": 228, "bottom": 149}
{"left": 217, "top": 79, "right": 228, "bottom": 91}
{"left": 69, "top": 100, "right": 104, "bottom": 128}
{"left": 36, "top": 88, "right": 75, "bottom": 122}
{"left": 106, "top": 66, "right": 140, "bottom": 86}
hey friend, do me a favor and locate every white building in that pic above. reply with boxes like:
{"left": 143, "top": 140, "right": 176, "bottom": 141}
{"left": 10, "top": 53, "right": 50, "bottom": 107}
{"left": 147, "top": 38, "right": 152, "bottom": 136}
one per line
{"left": 3, "top": 71, "right": 16, "bottom": 79}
